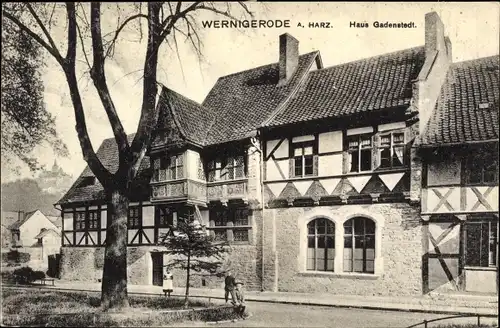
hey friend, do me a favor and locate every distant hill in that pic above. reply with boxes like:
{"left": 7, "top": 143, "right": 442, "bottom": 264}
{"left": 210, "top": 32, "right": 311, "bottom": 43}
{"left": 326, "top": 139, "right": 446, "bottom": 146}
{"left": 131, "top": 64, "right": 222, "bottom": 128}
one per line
{"left": 1, "top": 162, "right": 74, "bottom": 217}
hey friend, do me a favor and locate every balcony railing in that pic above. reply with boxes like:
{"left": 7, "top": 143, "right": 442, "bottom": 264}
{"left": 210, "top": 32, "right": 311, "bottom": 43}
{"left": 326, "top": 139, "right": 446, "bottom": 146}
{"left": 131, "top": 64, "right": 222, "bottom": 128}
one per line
{"left": 207, "top": 179, "right": 248, "bottom": 202}
{"left": 151, "top": 179, "right": 207, "bottom": 204}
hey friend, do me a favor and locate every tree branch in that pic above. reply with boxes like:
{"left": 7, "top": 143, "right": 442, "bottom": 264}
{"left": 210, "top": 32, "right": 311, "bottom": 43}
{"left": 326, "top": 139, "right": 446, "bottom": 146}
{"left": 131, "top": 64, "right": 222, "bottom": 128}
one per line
{"left": 62, "top": 3, "right": 113, "bottom": 187}
{"left": 2, "top": 9, "right": 64, "bottom": 65}
{"left": 128, "top": 3, "right": 163, "bottom": 180}
{"left": 89, "top": 2, "right": 130, "bottom": 168}
{"left": 105, "top": 13, "right": 148, "bottom": 59}
{"left": 26, "top": 3, "right": 62, "bottom": 59}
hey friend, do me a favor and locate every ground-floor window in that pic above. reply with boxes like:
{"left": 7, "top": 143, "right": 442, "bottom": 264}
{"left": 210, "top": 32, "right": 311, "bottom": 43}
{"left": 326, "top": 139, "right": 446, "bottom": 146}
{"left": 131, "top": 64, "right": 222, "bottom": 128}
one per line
{"left": 208, "top": 206, "right": 251, "bottom": 243}
{"left": 343, "top": 217, "right": 375, "bottom": 273}
{"left": 307, "top": 218, "right": 335, "bottom": 271}
{"left": 465, "top": 218, "right": 498, "bottom": 267}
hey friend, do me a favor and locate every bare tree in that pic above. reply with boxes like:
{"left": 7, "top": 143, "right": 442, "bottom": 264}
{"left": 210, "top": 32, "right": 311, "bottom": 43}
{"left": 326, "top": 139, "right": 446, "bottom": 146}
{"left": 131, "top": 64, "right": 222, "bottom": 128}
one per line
{"left": 2, "top": 2, "right": 253, "bottom": 310}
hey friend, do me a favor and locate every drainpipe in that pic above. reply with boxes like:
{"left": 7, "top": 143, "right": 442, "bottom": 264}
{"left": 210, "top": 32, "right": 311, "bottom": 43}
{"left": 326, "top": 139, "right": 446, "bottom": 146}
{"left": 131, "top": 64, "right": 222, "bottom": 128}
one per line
{"left": 250, "top": 134, "right": 265, "bottom": 292}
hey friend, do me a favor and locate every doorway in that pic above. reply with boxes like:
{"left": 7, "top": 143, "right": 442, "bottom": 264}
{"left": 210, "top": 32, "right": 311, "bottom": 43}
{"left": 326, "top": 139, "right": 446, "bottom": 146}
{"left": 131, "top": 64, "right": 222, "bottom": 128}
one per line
{"left": 151, "top": 252, "right": 164, "bottom": 286}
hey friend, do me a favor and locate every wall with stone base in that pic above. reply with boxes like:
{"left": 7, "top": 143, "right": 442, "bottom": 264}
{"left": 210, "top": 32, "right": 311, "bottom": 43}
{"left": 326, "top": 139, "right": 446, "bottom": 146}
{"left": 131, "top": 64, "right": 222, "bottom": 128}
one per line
{"left": 263, "top": 203, "right": 423, "bottom": 296}
{"left": 60, "top": 246, "right": 155, "bottom": 285}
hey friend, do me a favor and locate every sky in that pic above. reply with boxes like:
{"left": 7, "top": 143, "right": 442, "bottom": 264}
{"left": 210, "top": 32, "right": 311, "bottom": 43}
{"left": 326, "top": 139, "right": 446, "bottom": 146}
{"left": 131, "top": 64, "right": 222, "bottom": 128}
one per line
{"left": 2, "top": 2, "right": 499, "bottom": 183}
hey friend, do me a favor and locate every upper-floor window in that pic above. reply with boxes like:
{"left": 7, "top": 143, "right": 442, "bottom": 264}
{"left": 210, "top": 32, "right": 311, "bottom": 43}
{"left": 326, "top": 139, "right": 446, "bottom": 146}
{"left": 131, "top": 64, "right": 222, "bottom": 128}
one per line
{"left": 74, "top": 210, "right": 99, "bottom": 231}
{"left": 347, "top": 135, "right": 372, "bottom": 173}
{"left": 207, "top": 155, "right": 245, "bottom": 182}
{"left": 379, "top": 132, "right": 405, "bottom": 169}
{"left": 466, "top": 152, "right": 498, "bottom": 184}
{"left": 128, "top": 207, "right": 141, "bottom": 229}
{"left": 153, "top": 154, "right": 184, "bottom": 182}
{"left": 293, "top": 142, "right": 314, "bottom": 177}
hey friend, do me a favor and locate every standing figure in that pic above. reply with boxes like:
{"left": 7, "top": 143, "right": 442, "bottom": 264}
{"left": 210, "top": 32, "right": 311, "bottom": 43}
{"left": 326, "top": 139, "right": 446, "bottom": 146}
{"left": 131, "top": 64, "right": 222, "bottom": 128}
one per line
{"left": 233, "top": 281, "right": 248, "bottom": 319}
{"left": 163, "top": 269, "right": 173, "bottom": 298}
{"left": 224, "top": 271, "right": 236, "bottom": 304}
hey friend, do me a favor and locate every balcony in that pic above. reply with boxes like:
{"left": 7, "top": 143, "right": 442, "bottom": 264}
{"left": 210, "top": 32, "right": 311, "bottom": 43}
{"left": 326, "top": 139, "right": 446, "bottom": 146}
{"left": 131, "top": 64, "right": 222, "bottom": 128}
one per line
{"left": 151, "top": 179, "right": 207, "bottom": 205}
{"left": 207, "top": 179, "right": 248, "bottom": 203}
{"left": 422, "top": 185, "right": 499, "bottom": 215}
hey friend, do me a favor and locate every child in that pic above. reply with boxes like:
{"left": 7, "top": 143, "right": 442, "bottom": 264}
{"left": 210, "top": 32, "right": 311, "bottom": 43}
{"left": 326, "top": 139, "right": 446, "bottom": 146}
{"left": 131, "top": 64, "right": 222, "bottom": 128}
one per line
{"left": 233, "top": 281, "right": 248, "bottom": 319}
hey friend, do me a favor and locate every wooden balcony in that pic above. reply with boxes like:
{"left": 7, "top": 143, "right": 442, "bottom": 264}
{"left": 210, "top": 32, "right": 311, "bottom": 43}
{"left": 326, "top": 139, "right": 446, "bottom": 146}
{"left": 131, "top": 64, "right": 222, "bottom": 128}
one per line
{"left": 422, "top": 185, "right": 499, "bottom": 215}
{"left": 207, "top": 179, "right": 248, "bottom": 203}
{"left": 151, "top": 179, "right": 207, "bottom": 205}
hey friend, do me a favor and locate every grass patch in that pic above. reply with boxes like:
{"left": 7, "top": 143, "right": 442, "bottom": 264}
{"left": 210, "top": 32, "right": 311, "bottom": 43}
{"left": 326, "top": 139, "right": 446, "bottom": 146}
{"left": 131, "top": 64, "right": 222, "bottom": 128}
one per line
{"left": 1, "top": 288, "right": 239, "bottom": 327}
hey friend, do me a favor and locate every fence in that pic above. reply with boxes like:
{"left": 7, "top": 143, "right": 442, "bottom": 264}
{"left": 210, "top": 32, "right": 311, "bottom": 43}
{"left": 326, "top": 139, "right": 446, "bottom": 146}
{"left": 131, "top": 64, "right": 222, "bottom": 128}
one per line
{"left": 406, "top": 314, "right": 497, "bottom": 328}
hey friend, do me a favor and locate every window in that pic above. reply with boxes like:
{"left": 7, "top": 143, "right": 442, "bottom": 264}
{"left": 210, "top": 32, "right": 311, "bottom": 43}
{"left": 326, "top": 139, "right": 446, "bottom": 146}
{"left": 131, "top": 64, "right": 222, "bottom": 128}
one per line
{"left": 167, "top": 154, "right": 183, "bottom": 180}
{"left": 379, "top": 132, "right": 405, "bottom": 168}
{"left": 74, "top": 212, "right": 86, "bottom": 230}
{"left": 307, "top": 218, "right": 335, "bottom": 271}
{"left": 347, "top": 135, "right": 372, "bottom": 173}
{"left": 208, "top": 207, "right": 250, "bottom": 242}
{"left": 293, "top": 142, "right": 314, "bottom": 177}
{"left": 88, "top": 211, "right": 99, "bottom": 229}
{"left": 466, "top": 152, "right": 498, "bottom": 184}
{"left": 158, "top": 207, "right": 175, "bottom": 227}
{"left": 153, "top": 154, "right": 184, "bottom": 182}
{"left": 343, "top": 217, "right": 375, "bottom": 273}
{"left": 74, "top": 211, "right": 99, "bottom": 231}
{"left": 465, "top": 219, "right": 497, "bottom": 267}
{"left": 128, "top": 207, "right": 141, "bottom": 229}
{"left": 207, "top": 155, "right": 245, "bottom": 182}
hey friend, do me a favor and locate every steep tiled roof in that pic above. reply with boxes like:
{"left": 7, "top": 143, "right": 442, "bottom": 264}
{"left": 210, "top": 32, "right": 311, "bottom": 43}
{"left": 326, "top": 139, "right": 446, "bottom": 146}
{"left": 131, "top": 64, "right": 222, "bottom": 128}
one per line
{"left": 418, "top": 56, "right": 499, "bottom": 146}
{"left": 202, "top": 51, "right": 320, "bottom": 144}
{"left": 265, "top": 47, "right": 426, "bottom": 126}
{"left": 157, "top": 88, "right": 215, "bottom": 146}
{"left": 56, "top": 134, "right": 151, "bottom": 205}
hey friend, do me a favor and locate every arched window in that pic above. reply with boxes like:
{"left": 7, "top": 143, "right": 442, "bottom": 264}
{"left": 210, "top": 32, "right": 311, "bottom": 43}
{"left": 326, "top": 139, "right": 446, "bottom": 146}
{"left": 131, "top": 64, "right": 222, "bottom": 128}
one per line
{"left": 343, "top": 217, "right": 375, "bottom": 273}
{"left": 307, "top": 218, "right": 335, "bottom": 271}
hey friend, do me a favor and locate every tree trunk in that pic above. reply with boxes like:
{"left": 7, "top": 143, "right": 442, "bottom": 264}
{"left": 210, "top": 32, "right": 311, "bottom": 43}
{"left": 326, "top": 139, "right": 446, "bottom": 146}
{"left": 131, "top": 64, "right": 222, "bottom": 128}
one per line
{"left": 101, "top": 188, "right": 130, "bottom": 310}
{"left": 184, "top": 252, "right": 191, "bottom": 308}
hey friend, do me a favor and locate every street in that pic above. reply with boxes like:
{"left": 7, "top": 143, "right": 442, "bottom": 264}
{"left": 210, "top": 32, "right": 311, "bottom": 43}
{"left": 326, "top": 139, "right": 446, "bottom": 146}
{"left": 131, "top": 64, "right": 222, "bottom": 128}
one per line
{"left": 172, "top": 301, "right": 499, "bottom": 328}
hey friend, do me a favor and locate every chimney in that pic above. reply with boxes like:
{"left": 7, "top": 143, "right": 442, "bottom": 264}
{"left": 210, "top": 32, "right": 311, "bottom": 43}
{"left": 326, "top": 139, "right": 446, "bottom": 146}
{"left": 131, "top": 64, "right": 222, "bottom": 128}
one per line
{"left": 18, "top": 210, "right": 24, "bottom": 222}
{"left": 425, "top": 12, "right": 446, "bottom": 56}
{"left": 278, "top": 33, "right": 299, "bottom": 84}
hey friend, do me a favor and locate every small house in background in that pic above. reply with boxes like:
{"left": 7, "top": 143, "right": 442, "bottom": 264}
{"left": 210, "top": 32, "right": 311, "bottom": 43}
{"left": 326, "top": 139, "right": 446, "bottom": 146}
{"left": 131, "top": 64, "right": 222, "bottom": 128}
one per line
{"left": 2, "top": 209, "right": 62, "bottom": 270}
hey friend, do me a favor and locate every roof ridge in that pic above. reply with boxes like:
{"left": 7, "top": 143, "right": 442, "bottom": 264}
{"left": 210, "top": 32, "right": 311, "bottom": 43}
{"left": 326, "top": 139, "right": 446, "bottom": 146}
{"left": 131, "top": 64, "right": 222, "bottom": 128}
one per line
{"left": 451, "top": 55, "right": 500, "bottom": 68}
{"left": 309, "top": 45, "right": 425, "bottom": 74}
{"left": 261, "top": 51, "right": 320, "bottom": 127}
{"left": 213, "top": 51, "right": 320, "bottom": 81}
{"left": 163, "top": 88, "right": 189, "bottom": 142}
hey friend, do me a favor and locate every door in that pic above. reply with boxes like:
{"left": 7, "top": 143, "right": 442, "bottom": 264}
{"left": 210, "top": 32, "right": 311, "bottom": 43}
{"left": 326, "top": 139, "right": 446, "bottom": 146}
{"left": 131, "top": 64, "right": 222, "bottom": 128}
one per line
{"left": 151, "top": 252, "right": 164, "bottom": 286}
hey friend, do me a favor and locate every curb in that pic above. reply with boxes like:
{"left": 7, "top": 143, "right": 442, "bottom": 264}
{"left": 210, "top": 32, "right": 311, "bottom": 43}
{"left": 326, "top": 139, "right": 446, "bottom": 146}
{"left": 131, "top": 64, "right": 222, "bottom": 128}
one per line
{"left": 3, "top": 284, "right": 497, "bottom": 317}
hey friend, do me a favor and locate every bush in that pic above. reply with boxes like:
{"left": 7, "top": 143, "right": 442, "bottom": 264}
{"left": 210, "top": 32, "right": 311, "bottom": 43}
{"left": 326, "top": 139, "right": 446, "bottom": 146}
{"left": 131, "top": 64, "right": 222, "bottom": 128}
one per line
{"left": 12, "top": 267, "right": 44, "bottom": 284}
{"left": 4, "top": 250, "right": 30, "bottom": 264}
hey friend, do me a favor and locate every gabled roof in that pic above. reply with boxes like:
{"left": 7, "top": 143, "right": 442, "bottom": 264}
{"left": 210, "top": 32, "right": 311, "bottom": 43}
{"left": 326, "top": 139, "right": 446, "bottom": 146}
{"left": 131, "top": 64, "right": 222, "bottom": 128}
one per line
{"left": 418, "top": 56, "right": 499, "bottom": 146}
{"left": 156, "top": 88, "right": 215, "bottom": 147}
{"left": 155, "top": 51, "right": 321, "bottom": 147}
{"left": 8, "top": 210, "right": 38, "bottom": 230}
{"left": 34, "top": 228, "right": 60, "bottom": 239}
{"left": 202, "top": 51, "right": 320, "bottom": 144}
{"left": 265, "top": 46, "right": 426, "bottom": 127}
{"left": 56, "top": 134, "right": 151, "bottom": 205}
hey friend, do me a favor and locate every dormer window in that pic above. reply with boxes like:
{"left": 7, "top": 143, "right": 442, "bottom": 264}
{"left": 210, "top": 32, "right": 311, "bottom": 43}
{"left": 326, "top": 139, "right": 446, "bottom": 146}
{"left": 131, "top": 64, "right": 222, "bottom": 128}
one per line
{"left": 347, "top": 134, "right": 372, "bottom": 173}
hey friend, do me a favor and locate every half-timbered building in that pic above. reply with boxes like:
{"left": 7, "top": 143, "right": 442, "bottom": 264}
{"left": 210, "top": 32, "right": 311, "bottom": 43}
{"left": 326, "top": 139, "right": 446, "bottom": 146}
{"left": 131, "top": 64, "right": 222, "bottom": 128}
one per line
{"left": 56, "top": 11, "right": 498, "bottom": 296}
